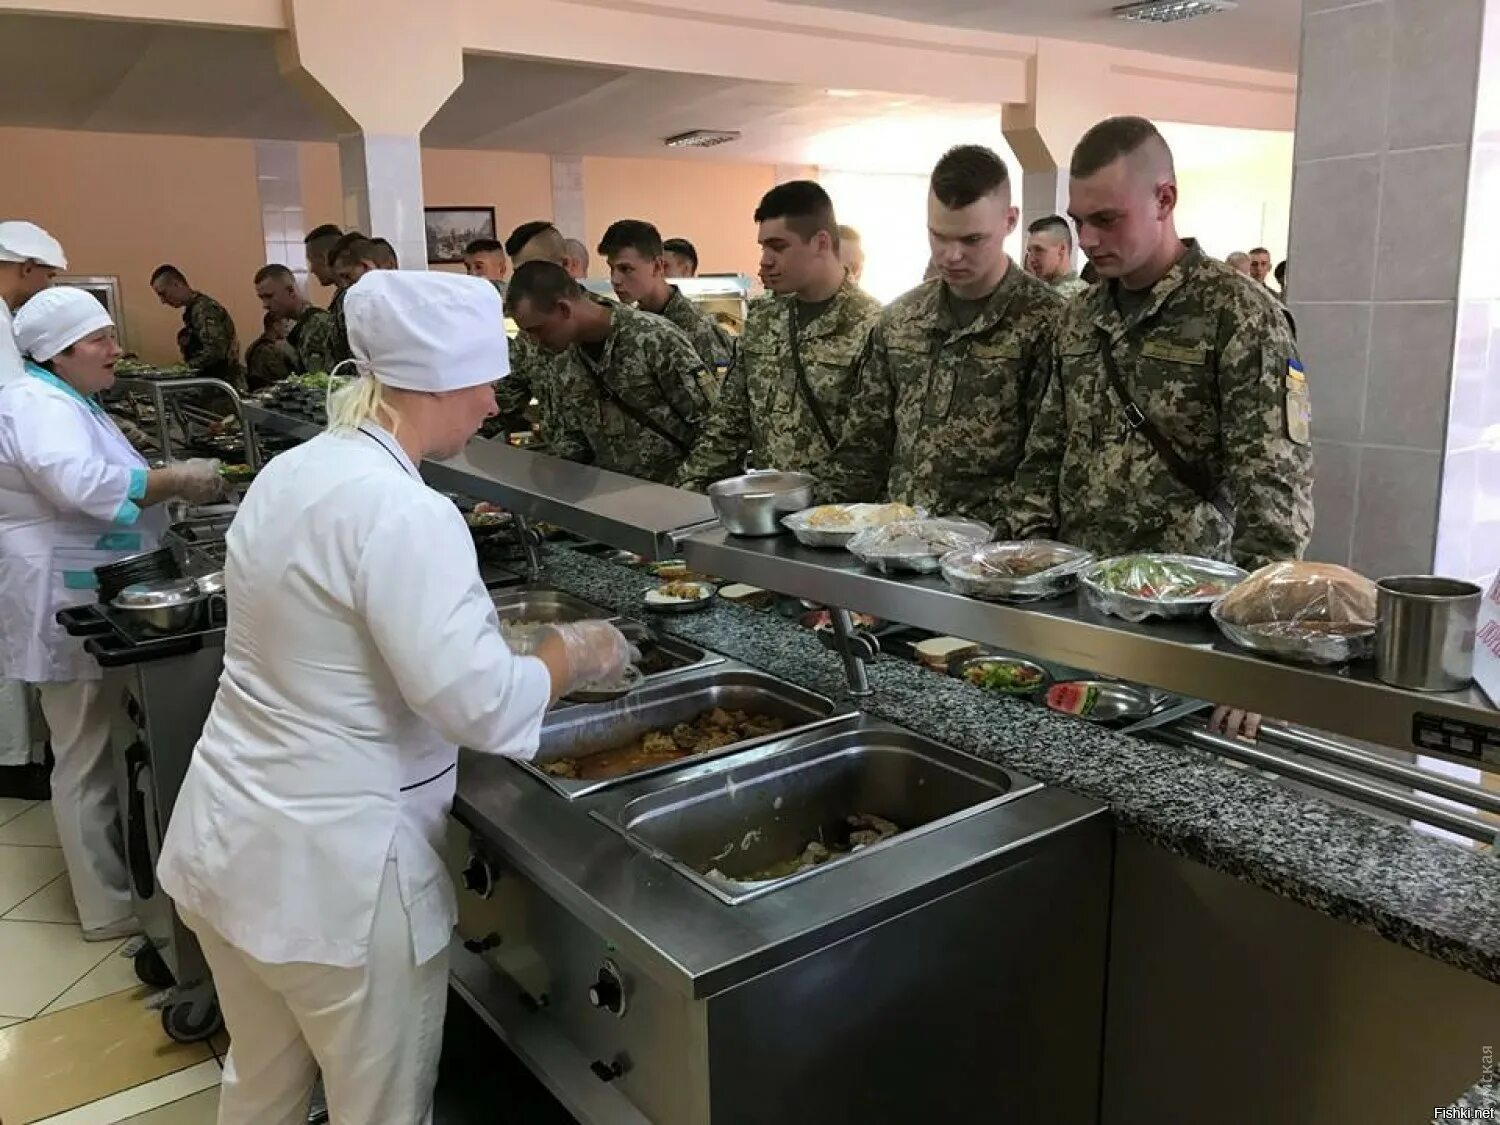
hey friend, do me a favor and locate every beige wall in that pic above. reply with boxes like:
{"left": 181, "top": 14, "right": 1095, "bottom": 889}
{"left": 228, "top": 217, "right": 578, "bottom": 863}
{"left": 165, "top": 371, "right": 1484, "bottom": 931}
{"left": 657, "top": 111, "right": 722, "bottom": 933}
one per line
{"left": 0, "top": 126, "right": 267, "bottom": 365}
{"left": 582, "top": 156, "right": 776, "bottom": 280}
{"left": 420, "top": 147, "right": 553, "bottom": 275}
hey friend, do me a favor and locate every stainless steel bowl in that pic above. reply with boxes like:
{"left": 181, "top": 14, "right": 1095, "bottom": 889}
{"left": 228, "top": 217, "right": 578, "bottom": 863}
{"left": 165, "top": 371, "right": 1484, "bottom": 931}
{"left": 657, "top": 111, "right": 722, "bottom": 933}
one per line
{"left": 111, "top": 578, "right": 207, "bottom": 637}
{"left": 708, "top": 471, "right": 815, "bottom": 537}
{"left": 192, "top": 571, "right": 226, "bottom": 596}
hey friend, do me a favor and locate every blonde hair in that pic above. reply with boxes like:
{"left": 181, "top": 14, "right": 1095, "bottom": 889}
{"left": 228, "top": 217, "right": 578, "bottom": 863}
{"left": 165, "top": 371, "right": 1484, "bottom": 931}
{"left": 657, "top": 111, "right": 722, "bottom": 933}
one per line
{"left": 327, "top": 373, "right": 401, "bottom": 437}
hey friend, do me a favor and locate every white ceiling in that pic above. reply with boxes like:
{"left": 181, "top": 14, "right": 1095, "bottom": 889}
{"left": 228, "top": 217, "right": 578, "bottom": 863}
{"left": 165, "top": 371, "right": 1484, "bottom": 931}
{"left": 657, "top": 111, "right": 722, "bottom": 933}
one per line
{"left": 778, "top": 0, "right": 1303, "bottom": 73}
{"left": 0, "top": 14, "right": 999, "bottom": 172}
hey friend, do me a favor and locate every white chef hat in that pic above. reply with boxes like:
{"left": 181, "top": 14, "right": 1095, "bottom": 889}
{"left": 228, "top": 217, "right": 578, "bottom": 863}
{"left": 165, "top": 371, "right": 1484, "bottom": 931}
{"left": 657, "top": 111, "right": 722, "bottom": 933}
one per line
{"left": 0, "top": 221, "right": 67, "bottom": 269}
{"left": 13, "top": 287, "right": 114, "bottom": 363}
{"left": 344, "top": 271, "right": 509, "bottom": 392}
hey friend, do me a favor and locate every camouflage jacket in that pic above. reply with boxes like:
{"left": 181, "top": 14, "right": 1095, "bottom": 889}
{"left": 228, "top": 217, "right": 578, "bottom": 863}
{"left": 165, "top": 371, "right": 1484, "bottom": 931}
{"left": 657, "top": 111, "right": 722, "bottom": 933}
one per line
{"left": 832, "top": 264, "right": 1061, "bottom": 525}
{"left": 658, "top": 286, "right": 735, "bottom": 382}
{"left": 330, "top": 286, "right": 351, "bottom": 365}
{"left": 491, "top": 330, "right": 548, "bottom": 429}
{"left": 545, "top": 304, "right": 712, "bottom": 483}
{"left": 288, "top": 304, "right": 340, "bottom": 377}
{"left": 1051, "top": 273, "right": 1091, "bottom": 300}
{"left": 179, "top": 293, "right": 246, "bottom": 392}
{"left": 676, "top": 277, "right": 882, "bottom": 497}
{"left": 1011, "top": 240, "right": 1314, "bottom": 570}
{"left": 244, "top": 337, "right": 297, "bottom": 392}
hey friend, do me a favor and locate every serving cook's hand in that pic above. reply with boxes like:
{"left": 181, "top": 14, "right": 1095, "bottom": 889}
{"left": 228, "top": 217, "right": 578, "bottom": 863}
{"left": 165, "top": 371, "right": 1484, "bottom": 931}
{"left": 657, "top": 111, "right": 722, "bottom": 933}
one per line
{"left": 544, "top": 620, "right": 637, "bottom": 692}
{"left": 1208, "top": 706, "right": 1261, "bottom": 741}
{"left": 165, "top": 458, "right": 225, "bottom": 504}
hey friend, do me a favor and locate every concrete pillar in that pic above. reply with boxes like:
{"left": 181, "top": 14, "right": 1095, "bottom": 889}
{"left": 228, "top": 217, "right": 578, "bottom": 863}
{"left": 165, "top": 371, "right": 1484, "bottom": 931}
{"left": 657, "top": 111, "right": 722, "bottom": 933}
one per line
{"left": 278, "top": 0, "right": 463, "bottom": 270}
{"left": 1288, "top": 0, "right": 1497, "bottom": 581}
{"left": 549, "top": 155, "right": 586, "bottom": 245}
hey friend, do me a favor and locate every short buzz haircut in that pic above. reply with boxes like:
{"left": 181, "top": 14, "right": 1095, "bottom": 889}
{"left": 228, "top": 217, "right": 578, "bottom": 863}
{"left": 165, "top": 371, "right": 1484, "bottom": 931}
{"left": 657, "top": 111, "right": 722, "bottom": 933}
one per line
{"left": 370, "top": 237, "right": 398, "bottom": 268}
{"left": 464, "top": 237, "right": 504, "bottom": 256}
{"left": 930, "top": 145, "right": 1010, "bottom": 210}
{"left": 1250, "top": 246, "right": 1271, "bottom": 257}
{"left": 662, "top": 238, "right": 697, "bottom": 270}
{"left": 754, "top": 181, "right": 839, "bottom": 248}
{"left": 505, "top": 220, "right": 560, "bottom": 260}
{"left": 328, "top": 231, "right": 368, "bottom": 264}
{"left": 254, "top": 264, "right": 295, "bottom": 286}
{"left": 505, "top": 260, "right": 582, "bottom": 315}
{"left": 564, "top": 238, "right": 590, "bottom": 272}
{"left": 1070, "top": 115, "right": 1174, "bottom": 180}
{"left": 304, "top": 223, "right": 343, "bottom": 246}
{"left": 150, "top": 264, "right": 186, "bottom": 285}
{"left": 1028, "top": 215, "right": 1074, "bottom": 246}
{"left": 598, "top": 219, "right": 664, "bottom": 260}
{"left": 331, "top": 235, "right": 379, "bottom": 269}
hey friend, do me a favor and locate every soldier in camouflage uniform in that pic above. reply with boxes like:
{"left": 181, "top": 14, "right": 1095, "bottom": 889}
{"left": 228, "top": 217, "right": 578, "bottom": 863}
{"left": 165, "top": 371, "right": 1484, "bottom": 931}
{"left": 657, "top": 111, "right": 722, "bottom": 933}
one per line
{"left": 506, "top": 261, "right": 709, "bottom": 484}
{"left": 1011, "top": 117, "right": 1313, "bottom": 571}
{"left": 832, "top": 147, "right": 1062, "bottom": 525}
{"left": 253, "top": 264, "right": 339, "bottom": 376}
{"left": 1024, "top": 215, "right": 1091, "bottom": 300}
{"left": 598, "top": 219, "right": 735, "bottom": 389}
{"left": 149, "top": 265, "right": 247, "bottom": 391}
{"left": 303, "top": 223, "right": 350, "bottom": 365}
{"left": 677, "top": 181, "right": 881, "bottom": 498}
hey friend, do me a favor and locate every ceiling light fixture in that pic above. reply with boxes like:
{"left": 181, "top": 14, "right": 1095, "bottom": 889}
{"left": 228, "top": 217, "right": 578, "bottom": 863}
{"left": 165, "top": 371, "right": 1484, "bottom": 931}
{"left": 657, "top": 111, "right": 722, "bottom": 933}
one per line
{"left": 664, "top": 129, "right": 742, "bottom": 149}
{"left": 1112, "top": 0, "right": 1237, "bottom": 23}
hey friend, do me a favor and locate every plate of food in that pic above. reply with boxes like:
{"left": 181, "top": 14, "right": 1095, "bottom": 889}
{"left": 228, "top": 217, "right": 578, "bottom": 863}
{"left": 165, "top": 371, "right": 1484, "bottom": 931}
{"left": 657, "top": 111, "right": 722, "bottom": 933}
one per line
{"left": 781, "top": 502, "right": 921, "bottom": 549}
{"left": 1080, "top": 554, "right": 1247, "bottom": 622}
{"left": 954, "top": 655, "right": 1050, "bottom": 696}
{"left": 1211, "top": 561, "right": 1377, "bottom": 665}
{"left": 940, "top": 540, "right": 1094, "bottom": 601}
{"left": 846, "top": 518, "right": 991, "bottom": 574}
{"left": 644, "top": 579, "right": 716, "bottom": 613}
{"left": 1045, "top": 680, "right": 1160, "bottom": 723}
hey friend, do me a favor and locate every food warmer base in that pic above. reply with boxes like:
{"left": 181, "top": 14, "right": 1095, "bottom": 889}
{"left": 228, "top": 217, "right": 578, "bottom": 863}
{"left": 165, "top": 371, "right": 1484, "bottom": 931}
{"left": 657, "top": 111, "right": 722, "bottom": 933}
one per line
{"left": 450, "top": 701, "right": 1113, "bottom": 1125}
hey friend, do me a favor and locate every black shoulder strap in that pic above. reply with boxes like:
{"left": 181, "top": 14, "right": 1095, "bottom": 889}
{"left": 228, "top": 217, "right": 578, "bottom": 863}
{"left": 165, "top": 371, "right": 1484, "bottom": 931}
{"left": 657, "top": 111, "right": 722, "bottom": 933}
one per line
{"left": 1096, "top": 327, "right": 1233, "bottom": 522}
{"left": 577, "top": 362, "right": 690, "bottom": 454}
{"left": 787, "top": 302, "right": 838, "bottom": 450}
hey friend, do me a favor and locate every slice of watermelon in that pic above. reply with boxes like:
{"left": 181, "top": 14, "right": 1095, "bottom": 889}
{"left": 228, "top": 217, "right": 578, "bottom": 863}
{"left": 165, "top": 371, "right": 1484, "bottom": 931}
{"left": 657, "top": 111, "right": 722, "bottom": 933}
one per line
{"left": 1046, "top": 681, "right": 1100, "bottom": 717}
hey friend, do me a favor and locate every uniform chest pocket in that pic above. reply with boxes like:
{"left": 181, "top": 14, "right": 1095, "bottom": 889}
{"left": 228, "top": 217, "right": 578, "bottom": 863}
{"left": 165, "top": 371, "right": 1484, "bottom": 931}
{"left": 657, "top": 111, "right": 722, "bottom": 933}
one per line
{"left": 930, "top": 339, "right": 1026, "bottom": 419}
{"left": 1058, "top": 345, "right": 1114, "bottom": 449}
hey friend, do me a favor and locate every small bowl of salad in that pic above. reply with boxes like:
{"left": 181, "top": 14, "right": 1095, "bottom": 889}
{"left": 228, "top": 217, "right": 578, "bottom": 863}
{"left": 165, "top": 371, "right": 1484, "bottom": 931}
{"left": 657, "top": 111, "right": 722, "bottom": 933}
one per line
{"left": 952, "top": 655, "right": 1051, "bottom": 697}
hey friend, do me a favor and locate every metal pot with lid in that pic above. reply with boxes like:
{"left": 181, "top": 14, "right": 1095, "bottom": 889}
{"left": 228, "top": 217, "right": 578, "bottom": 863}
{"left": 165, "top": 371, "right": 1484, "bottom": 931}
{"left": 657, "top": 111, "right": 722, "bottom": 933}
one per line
{"left": 111, "top": 577, "right": 207, "bottom": 637}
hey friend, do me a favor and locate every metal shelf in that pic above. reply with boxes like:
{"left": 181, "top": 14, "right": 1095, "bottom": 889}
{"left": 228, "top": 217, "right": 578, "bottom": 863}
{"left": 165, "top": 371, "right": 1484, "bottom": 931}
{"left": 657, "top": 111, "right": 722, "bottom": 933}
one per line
{"left": 245, "top": 403, "right": 716, "bottom": 561}
{"left": 683, "top": 529, "right": 1500, "bottom": 771}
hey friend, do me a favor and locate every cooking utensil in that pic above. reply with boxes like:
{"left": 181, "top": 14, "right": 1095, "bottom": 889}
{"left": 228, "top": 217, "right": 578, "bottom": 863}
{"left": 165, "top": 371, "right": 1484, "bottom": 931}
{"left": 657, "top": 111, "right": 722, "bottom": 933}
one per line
{"left": 1376, "top": 575, "right": 1482, "bottom": 691}
{"left": 110, "top": 578, "right": 206, "bottom": 637}
{"left": 95, "top": 547, "right": 181, "bottom": 604}
{"left": 708, "top": 471, "right": 815, "bottom": 537}
{"left": 563, "top": 663, "right": 645, "bottom": 704}
{"left": 192, "top": 571, "right": 226, "bottom": 596}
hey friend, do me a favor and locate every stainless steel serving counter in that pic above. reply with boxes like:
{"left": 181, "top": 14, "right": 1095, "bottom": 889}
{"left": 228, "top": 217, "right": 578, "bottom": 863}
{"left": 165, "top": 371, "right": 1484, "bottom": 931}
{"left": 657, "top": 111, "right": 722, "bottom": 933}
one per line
{"left": 246, "top": 404, "right": 715, "bottom": 560}
{"left": 684, "top": 528, "right": 1500, "bottom": 771}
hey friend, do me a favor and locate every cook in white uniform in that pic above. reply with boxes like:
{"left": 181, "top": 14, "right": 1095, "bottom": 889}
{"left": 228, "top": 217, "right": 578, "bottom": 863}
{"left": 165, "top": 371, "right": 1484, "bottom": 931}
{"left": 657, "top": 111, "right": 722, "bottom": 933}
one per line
{"left": 0, "top": 287, "right": 223, "bottom": 937}
{"left": 0, "top": 221, "right": 68, "bottom": 783}
{"left": 157, "top": 271, "right": 633, "bottom": 1125}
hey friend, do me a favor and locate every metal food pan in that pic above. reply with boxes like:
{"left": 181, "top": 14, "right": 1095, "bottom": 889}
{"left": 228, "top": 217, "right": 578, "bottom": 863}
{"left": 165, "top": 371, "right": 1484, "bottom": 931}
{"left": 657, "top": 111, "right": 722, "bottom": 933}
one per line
{"left": 489, "top": 588, "right": 612, "bottom": 624}
{"left": 518, "top": 666, "right": 852, "bottom": 799}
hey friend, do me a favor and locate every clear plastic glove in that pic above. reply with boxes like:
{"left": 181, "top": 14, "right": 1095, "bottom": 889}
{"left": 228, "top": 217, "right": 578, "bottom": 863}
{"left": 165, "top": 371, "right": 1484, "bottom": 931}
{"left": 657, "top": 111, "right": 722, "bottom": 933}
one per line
{"left": 165, "top": 459, "right": 224, "bottom": 504}
{"left": 543, "top": 620, "right": 636, "bottom": 693}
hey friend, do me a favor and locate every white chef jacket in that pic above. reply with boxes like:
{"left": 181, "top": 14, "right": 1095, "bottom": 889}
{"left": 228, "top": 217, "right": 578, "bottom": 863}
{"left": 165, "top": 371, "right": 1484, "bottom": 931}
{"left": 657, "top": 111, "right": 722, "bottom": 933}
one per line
{"left": 157, "top": 423, "right": 552, "bottom": 968}
{"left": 0, "top": 365, "right": 163, "bottom": 682}
{"left": 0, "top": 302, "right": 24, "bottom": 388}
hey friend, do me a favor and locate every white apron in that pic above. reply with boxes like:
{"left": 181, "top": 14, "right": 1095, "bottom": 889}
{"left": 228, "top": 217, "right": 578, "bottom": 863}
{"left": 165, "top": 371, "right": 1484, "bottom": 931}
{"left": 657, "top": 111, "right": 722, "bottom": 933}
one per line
{"left": 0, "top": 366, "right": 166, "bottom": 683}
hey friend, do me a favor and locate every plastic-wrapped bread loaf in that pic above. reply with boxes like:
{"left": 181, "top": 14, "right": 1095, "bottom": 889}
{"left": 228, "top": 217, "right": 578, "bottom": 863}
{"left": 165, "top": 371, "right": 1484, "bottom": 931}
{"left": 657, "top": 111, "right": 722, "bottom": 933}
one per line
{"left": 1215, "top": 561, "right": 1377, "bottom": 630}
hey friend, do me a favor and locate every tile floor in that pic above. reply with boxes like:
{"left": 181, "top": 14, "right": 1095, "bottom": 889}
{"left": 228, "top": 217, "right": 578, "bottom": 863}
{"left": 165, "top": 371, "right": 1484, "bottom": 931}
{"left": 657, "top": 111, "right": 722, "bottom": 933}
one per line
{"left": 0, "top": 798, "right": 578, "bottom": 1124}
{"left": 0, "top": 799, "right": 225, "bottom": 1123}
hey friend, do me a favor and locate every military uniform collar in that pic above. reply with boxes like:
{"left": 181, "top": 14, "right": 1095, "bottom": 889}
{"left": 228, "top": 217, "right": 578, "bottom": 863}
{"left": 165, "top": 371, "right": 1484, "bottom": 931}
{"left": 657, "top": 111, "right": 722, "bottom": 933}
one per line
{"left": 575, "top": 303, "right": 621, "bottom": 372}
{"left": 929, "top": 259, "right": 1025, "bottom": 339}
{"left": 1089, "top": 238, "right": 1204, "bottom": 341}
{"left": 788, "top": 276, "right": 862, "bottom": 340}
{"left": 659, "top": 285, "right": 690, "bottom": 318}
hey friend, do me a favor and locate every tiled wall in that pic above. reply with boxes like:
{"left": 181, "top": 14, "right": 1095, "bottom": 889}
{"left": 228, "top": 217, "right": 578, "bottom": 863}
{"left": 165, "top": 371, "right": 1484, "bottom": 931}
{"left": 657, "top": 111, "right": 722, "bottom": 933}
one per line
{"left": 1289, "top": 0, "right": 1486, "bottom": 579}
{"left": 254, "top": 140, "right": 307, "bottom": 281}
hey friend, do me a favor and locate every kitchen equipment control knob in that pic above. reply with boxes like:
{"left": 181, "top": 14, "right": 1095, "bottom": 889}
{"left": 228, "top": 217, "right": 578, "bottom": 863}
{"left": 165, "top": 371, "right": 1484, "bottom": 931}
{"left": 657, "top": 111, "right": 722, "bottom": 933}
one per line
{"left": 588, "top": 960, "right": 627, "bottom": 1017}
{"left": 461, "top": 853, "right": 496, "bottom": 898}
{"left": 590, "top": 1058, "right": 625, "bottom": 1083}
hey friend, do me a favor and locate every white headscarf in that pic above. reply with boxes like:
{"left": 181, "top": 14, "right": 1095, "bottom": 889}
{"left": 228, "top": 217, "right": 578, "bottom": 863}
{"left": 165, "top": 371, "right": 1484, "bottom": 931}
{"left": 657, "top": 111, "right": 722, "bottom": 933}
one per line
{"left": 13, "top": 287, "right": 113, "bottom": 362}
{"left": 344, "top": 271, "right": 509, "bottom": 391}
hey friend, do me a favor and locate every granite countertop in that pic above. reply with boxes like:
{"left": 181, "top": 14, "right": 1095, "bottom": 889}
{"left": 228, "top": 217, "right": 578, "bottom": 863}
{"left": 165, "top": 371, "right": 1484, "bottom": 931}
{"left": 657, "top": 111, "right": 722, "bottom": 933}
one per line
{"left": 536, "top": 545, "right": 1500, "bottom": 987}
{"left": 1433, "top": 1077, "right": 1499, "bottom": 1122}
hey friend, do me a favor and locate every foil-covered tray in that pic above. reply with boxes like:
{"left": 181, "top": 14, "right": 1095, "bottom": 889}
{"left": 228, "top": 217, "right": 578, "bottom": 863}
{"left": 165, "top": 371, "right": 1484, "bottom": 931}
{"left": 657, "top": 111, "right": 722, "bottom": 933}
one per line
{"left": 1080, "top": 554, "right": 1248, "bottom": 623}
{"left": 846, "top": 518, "right": 990, "bottom": 575}
{"left": 781, "top": 503, "right": 922, "bottom": 549}
{"left": 1210, "top": 601, "right": 1375, "bottom": 666}
{"left": 940, "top": 540, "right": 1094, "bottom": 601}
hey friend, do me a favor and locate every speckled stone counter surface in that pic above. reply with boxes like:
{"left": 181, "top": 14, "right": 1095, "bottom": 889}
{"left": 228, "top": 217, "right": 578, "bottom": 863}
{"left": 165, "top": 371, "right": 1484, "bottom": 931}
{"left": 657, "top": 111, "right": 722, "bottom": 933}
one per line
{"left": 1433, "top": 1078, "right": 1499, "bottom": 1122}
{"left": 536, "top": 545, "right": 1500, "bottom": 987}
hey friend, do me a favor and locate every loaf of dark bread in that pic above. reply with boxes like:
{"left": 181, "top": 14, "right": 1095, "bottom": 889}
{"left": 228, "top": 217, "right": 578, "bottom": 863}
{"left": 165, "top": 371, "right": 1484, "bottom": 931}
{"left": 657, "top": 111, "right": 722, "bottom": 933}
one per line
{"left": 1217, "top": 562, "right": 1377, "bottom": 627}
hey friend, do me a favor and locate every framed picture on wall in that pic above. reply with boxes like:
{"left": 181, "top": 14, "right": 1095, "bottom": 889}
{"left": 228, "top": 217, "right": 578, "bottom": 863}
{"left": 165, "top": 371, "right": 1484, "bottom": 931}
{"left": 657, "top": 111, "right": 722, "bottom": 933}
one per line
{"left": 424, "top": 206, "right": 497, "bottom": 265}
{"left": 56, "top": 275, "right": 128, "bottom": 350}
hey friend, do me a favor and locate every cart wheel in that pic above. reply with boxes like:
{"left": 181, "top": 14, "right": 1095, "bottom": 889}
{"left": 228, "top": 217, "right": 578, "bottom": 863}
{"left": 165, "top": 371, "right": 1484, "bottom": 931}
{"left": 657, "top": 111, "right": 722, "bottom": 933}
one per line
{"left": 134, "top": 945, "right": 174, "bottom": 989}
{"left": 160, "top": 997, "right": 222, "bottom": 1044}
